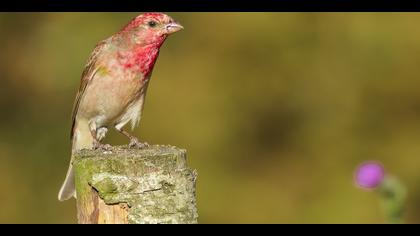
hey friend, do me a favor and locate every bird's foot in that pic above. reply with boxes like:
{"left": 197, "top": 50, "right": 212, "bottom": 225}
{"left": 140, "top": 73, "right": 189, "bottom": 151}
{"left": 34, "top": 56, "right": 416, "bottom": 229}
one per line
{"left": 93, "top": 141, "right": 112, "bottom": 151}
{"left": 129, "top": 138, "right": 149, "bottom": 149}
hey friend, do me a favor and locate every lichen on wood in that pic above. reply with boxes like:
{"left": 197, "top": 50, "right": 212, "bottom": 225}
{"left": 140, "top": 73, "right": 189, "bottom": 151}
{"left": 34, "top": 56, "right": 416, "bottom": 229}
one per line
{"left": 73, "top": 145, "right": 198, "bottom": 224}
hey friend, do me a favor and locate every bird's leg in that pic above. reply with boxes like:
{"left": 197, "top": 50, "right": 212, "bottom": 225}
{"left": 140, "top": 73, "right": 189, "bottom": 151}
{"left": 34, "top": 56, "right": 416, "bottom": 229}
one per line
{"left": 96, "top": 127, "right": 108, "bottom": 142}
{"left": 89, "top": 124, "right": 112, "bottom": 150}
{"left": 115, "top": 127, "right": 149, "bottom": 149}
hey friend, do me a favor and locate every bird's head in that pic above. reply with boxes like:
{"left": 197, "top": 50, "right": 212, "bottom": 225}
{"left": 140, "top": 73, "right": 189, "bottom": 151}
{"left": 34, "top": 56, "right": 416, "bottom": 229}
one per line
{"left": 121, "top": 13, "right": 183, "bottom": 46}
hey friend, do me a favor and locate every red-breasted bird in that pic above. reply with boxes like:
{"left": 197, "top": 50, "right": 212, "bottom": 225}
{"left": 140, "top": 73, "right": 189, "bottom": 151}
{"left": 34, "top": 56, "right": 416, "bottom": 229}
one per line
{"left": 58, "top": 13, "right": 183, "bottom": 201}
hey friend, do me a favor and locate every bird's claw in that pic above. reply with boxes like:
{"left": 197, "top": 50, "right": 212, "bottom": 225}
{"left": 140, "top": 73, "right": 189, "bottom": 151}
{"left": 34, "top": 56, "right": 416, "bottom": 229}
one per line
{"left": 129, "top": 138, "right": 149, "bottom": 149}
{"left": 93, "top": 141, "right": 112, "bottom": 151}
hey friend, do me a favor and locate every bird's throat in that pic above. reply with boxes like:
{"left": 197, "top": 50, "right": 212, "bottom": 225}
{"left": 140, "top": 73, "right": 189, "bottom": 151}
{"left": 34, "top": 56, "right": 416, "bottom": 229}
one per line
{"left": 118, "top": 40, "right": 164, "bottom": 79}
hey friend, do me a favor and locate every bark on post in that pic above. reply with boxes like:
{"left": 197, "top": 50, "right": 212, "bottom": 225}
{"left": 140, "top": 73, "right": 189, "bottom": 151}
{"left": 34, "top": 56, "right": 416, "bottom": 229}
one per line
{"left": 73, "top": 145, "right": 198, "bottom": 224}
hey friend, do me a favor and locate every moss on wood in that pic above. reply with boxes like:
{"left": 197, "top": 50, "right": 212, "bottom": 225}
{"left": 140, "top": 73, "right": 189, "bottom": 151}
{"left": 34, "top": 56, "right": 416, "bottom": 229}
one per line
{"left": 74, "top": 145, "right": 198, "bottom": 224}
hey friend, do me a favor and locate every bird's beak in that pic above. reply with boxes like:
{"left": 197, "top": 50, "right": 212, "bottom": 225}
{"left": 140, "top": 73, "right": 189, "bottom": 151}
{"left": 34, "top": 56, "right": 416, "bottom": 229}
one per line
{"left": 165, "top": 22, "right": 184, "bottom": 34}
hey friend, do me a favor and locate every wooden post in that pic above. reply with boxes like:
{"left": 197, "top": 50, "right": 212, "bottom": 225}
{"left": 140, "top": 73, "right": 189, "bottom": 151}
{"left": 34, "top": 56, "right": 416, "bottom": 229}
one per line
{"left": 73, "top": 145, "right": 198, "bottom": 224}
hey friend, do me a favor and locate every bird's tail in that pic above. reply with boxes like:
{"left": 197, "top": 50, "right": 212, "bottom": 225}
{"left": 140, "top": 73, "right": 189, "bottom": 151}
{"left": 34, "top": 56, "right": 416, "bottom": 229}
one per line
{"left": 58, "top": 119, "right": 94, "bottom": 201}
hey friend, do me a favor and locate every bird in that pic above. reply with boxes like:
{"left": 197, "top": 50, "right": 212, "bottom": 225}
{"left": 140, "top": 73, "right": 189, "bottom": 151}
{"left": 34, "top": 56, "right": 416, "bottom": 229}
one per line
{"left": 58, "top": 13, "right": 183, "bottom": 201}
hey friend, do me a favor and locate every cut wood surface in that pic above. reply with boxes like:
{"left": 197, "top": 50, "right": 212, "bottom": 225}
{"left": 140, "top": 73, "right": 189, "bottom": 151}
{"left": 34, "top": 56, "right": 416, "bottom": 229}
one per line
{"left": 73, "top": 145, "right": 198, "bottom": 224}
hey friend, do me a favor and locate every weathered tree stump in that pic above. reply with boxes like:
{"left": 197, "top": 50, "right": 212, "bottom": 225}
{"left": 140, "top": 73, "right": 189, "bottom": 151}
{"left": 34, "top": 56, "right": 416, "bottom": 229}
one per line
{"left": 73, "top": 145, "right": 198, "bottom": 224}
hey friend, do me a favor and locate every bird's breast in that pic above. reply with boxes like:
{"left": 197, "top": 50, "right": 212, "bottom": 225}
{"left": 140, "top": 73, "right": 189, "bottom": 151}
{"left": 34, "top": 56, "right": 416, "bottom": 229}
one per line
{"left": 78, "top": 66, "right": 146, "bottom": 127}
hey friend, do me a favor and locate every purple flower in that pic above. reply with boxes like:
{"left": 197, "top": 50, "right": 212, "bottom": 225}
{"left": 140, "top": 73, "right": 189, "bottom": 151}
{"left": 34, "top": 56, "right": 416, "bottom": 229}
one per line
{"left": 355, "top": 161, "right": 385, "bottom": 189}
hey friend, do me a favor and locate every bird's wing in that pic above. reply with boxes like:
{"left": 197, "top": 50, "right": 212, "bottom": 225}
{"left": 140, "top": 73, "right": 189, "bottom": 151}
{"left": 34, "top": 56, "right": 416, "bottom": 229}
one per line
{"left": 70, "top": 40, "right": 109, "bottom": 140}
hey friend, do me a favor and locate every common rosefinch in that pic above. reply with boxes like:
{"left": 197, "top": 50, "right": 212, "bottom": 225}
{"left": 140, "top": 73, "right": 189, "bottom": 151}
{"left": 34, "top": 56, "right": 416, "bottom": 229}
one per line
{"left": 58, "top": 13, "right": 183, "bottom": 201}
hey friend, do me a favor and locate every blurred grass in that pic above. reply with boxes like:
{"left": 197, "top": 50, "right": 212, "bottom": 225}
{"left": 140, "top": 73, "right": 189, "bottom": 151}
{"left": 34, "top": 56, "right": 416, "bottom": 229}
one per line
{"left": 0, "top": 13, "right": 420, "bottom": 223}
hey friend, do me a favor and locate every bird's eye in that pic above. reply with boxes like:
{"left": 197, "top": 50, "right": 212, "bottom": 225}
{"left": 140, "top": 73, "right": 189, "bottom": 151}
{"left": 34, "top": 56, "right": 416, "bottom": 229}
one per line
{"left": 148, "top": 21, "right": 157, "bottom": 28}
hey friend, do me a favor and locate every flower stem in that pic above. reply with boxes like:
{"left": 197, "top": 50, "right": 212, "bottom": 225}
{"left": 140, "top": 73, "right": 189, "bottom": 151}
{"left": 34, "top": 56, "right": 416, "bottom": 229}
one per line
{"left": 378, "top": 176, "right": 406, "bottom": 224}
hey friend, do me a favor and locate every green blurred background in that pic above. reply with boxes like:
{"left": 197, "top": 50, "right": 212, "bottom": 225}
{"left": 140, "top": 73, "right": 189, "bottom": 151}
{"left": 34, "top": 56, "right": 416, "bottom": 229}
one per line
{"left": 0, "top": 13, "right": 420, "bottom": 223}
